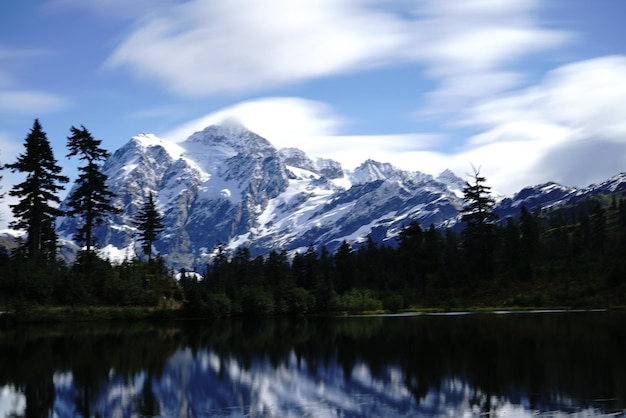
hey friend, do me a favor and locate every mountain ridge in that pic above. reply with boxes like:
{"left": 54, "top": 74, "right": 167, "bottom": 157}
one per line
{"left": 10, "top": 121, "right": 626, "bottom": 267}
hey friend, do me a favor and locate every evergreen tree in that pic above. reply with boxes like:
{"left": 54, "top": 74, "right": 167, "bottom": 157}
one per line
{"left": 293, "top": 246, "right": 319, "bottom": 290}
{"left": 66, "top": 125, "right": 120, "bottom": 257}
{"left": 133, "top": 192, "right": 164, "bottom": 263}
{"left": 423, "top": 224, "right": 443, "bottom": 279}
{"left": 6, "top": 119, "right": 69, "bottom": 263}
{"left": 334, "top": 241, "right": 356, "bottom": 293}
{"left": 518, "top": 205, "right": 539, "bottom": 277}
{"left": 264, "top": 249, "right": 292, "bottom": 294}
{"left": 398, "top": 221, "right": 425, "bottom": 289}
{"left": 460, "top": 166, "right": 499, "bottom": 281}
{"left": 501, "top": 217, "right": 521, "bottom": 279}
{"left": 589, "top": 201, "right": 606, "bottom": 252}
{"left": 441, "top": 228, "right": 462, "bottom": 285}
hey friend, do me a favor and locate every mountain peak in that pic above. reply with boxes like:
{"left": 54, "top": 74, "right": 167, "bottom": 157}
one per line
{"left": 350, "top": 160, "right": 397, "bottom": 184}
{"left": 130, "top": 133, "right": 183, "bottom": 159}
{"left": 436, "top": 169, "right": 466, "bottom": 197}
{"left": 350, "top": 160, "right": 432, "bottom": 185}
{"left": 184, "top": 120, "right": 273, "bottom": 155}
{"left": 216, "top": 116, "right": 248, "bottom": 134}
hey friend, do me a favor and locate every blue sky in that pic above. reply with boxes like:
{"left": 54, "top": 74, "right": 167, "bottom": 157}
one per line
{"left": 1, "top": 0, "right": 626, "bottom": 228}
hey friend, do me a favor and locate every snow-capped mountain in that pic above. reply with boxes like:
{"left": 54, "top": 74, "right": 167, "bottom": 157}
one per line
{"left": 54, "top": 121, "right": 626, "bottom": 267}
{"left": 496, "top": 172, "right": 626, "bottom": 220}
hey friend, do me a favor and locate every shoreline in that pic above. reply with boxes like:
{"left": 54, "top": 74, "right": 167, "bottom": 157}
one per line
{"left": 1, "top": 304, "right": 623, "bottom": 323}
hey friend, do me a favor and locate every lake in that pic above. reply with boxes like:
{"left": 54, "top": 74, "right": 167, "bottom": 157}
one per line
{"left": 1, "top": 310, "right": 625, "bottom": 417}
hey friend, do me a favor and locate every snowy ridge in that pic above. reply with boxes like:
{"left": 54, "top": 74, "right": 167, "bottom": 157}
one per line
{"left": 50, "top": 121, "right": 626, "bottom": 267}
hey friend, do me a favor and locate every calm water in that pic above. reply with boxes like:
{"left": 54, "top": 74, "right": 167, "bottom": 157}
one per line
{"left": 1, "top": 311, "right": 625, "bottom": 418}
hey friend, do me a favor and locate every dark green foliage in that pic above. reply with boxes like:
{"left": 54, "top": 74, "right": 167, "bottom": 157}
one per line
{"left": 334, "top": 241, "right": 356, "bottom": 293}
{"left": 6, "top": 119, "right": 69, "bottom": 263}
{"left": 240, "top": 286, "right": 275, "bottom": 315}
{"left": 133, "top": 192, "right": 165, "bottom": 263}
{"left": 460, "top": 166, "right": 499, "bottom": 281}
{"left": 382, "top": 292, "right": 405, "bottom": 312}
{"left": 398, "top": 221, "right": 425, "bottom": 289}
{"left": 180, "top": 277, "right": 232, "bottom": 318}
{"left": 282, "top": 287, "right": 316, "bottom": 315}
{"left": 337, "top": 288, "right": 382, "bottom": 312}
{"left": 66, "top": 125, "right": 120, "bottom": 255}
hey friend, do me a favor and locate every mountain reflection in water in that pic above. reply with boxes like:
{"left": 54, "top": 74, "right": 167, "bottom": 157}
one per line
{"left": 0, "top": 311, "right": 625, "bottom": 417}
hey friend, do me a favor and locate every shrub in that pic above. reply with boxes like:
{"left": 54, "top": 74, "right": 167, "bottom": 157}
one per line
{"left": 241, "top": 287, "right": 275, "bottom": 315}
{"left": 284, "top": 287, "right": 316, "bottom": 315}
{"left": 338, "top": 289, "right": 382, "bottom": 313}
{"left": 383, "top": 293, "right": 405, "bottom": 312}
{"left": 206, "top": 292, "right": 232, "bottom": 317}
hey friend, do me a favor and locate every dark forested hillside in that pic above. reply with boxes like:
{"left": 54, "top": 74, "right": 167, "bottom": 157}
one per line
{"left": 177, "top": 192, "right": 626, "bottom": 316}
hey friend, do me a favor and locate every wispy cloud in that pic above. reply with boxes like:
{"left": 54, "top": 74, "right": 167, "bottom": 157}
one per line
{"left": 464, "top": 56, "right": 626, "bottom": 136}
{"left": 0, "top": 44, "right": 70, "bottom": 115}
{"left": 0, "top": 44, "right": 61, "bottom": 88}
{"left": 454, "top": 55, "right": 626, "bottom": 192}
{"left": 162, "top": 96, "right": 446, "bottom": 173}
{"left": 161, "top": 97, "right": 345, "bottom": 144}
{"left": 164, "top": 54, "right": 626, "bottom": 195}
{"left": 104, "top": 0, "right": 568, "bottom": 105}
{"left": 0, "top": 91, "right": 69, "bottom": 115}
{"left": 105, "top": 0, "right": 408, "bottom": 96}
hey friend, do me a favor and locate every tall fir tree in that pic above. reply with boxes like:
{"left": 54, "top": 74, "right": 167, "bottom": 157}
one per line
{"left": 133, "top": 192, "right": 164, "bottom": 263}
{"left": 66, "top": 125, "right": 120, "bottom": 258}
{"left": 460, "top": 166, "right": 499, "bottom": 281}
{"left": 6, "top": 119, "right": 69, "bottom": 263}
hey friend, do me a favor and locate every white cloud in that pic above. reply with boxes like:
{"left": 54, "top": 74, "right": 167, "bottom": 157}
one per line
{"left": 162, "top": 97, "right": 345, "bottom": 145}
{"left": 465, "top": 55, "right": 626, "bottom": 135}
{"left": 159, "top": 52, "right": 626, "bottom": 197}
{"left": 104, "top": 0, "right": 568, "bottom": 105}
{"left": 408, "top": 0, "right": 570, "bottom": 112}
{"left": 305, "top": 134, "right": 445, "bottom": 172}
{"left": 161, "top": 52, "right": 626, "bottom": 196}
{"left": 455, "top": 55, "right": 626, "bottom": 193}
{"left": 106, "top": 0, "right": 408, "bottom": 96}
{"left": 161, "top": 96, "right": 447, "bottom": 173}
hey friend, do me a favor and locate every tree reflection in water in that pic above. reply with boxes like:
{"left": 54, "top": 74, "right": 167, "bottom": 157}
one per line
{"left": 0, "top": 311, "right": 625, "bottom": 417}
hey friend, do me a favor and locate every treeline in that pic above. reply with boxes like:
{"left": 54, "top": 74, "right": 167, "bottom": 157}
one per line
{"left": 0, "top": 119, "right": 174, "bottom": 311}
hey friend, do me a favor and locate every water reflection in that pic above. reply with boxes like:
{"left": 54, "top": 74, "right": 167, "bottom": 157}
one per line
{"left": 0, "top": 311, "right": 625, "bottom": 417}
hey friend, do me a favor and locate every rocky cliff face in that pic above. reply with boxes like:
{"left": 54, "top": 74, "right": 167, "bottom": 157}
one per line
{"left": 58, "top": 121, "right": 290, "bottom": 266}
